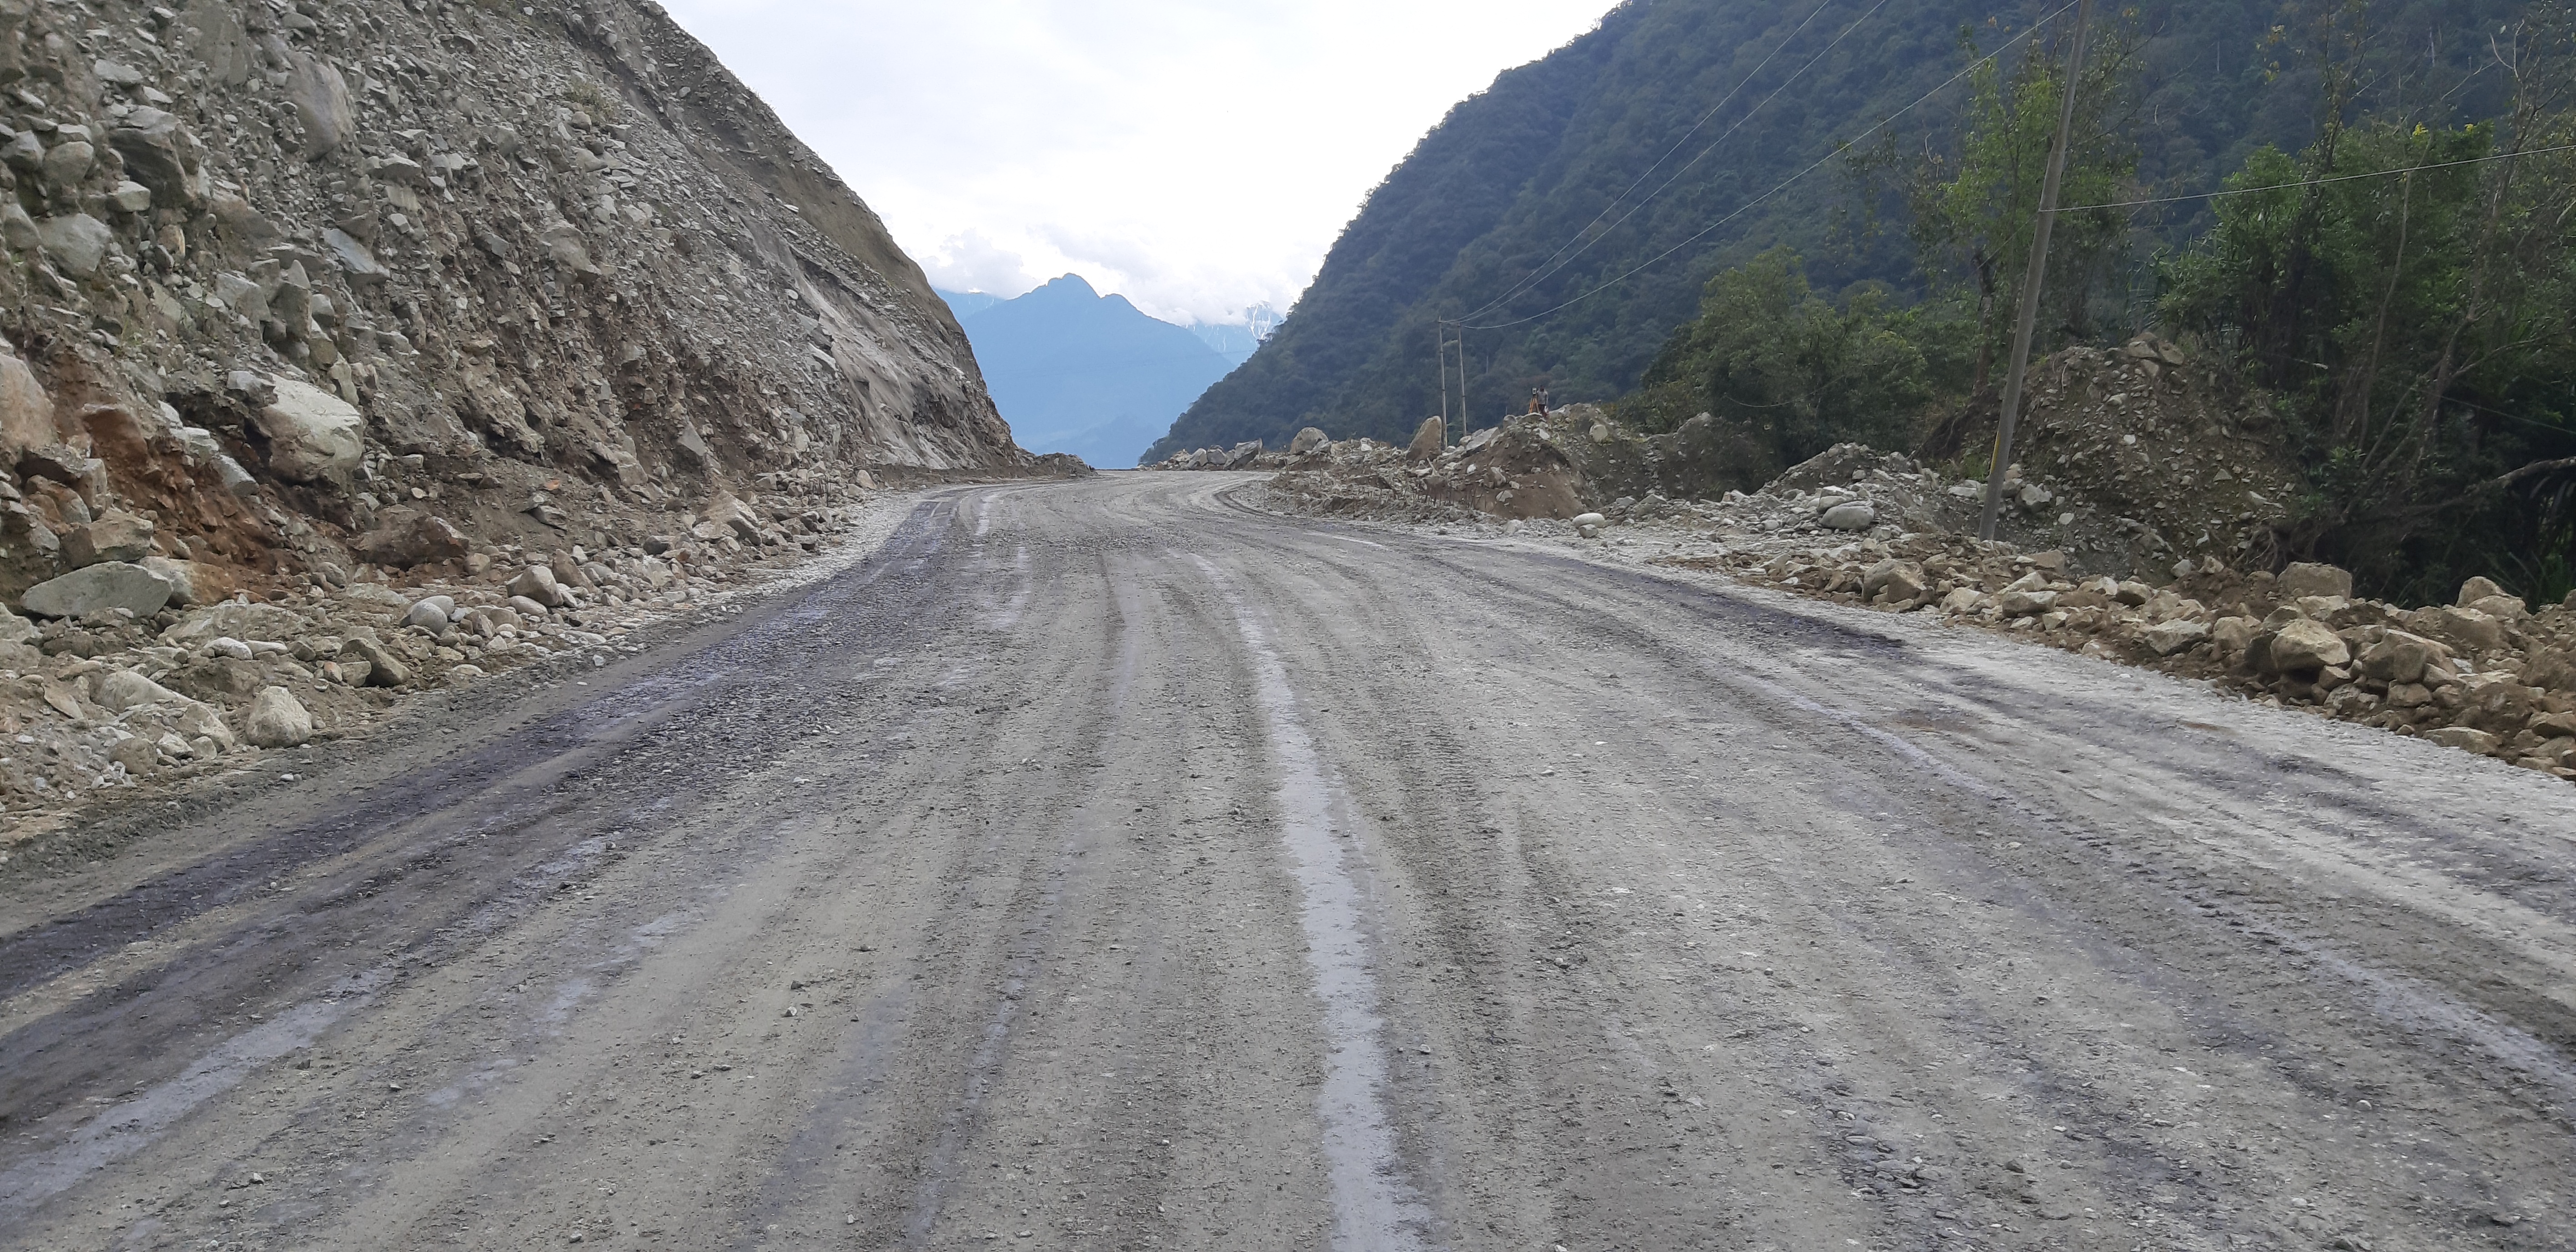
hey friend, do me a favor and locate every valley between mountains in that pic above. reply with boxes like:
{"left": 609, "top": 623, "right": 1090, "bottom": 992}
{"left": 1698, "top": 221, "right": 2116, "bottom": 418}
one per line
{"left": 3, "top": 474, "right": 2567, "bottom": 1252}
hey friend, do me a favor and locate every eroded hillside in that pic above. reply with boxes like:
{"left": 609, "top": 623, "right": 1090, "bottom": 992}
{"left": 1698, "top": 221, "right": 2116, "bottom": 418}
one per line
{"left": 0, "top": 0, "right": 1034, "bottom": 615}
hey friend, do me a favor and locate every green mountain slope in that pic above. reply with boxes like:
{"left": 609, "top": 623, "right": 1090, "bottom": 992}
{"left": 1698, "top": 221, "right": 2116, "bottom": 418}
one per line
{"left": 1149, "top": 0, "right": 2521, "bottom": 461}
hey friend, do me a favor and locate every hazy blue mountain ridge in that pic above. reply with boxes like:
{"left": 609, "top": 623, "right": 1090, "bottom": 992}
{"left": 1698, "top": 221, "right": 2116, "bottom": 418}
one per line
{"left": 941, "top": 277, "right": 1236, "bottom": 469}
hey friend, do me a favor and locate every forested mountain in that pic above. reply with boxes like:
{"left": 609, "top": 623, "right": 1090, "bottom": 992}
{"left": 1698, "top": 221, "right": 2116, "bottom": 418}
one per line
{"left": 942, "top": 278, "right": 1235, "bottom": 469}
{"left": 1147, "top": 0, "right": 2524, "bottom": 461}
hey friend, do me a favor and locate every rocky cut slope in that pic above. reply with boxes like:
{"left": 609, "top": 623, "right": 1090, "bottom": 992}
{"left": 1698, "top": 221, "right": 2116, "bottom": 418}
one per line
{"left": 0, "top": 0, "right": 1034, "bottom": 619}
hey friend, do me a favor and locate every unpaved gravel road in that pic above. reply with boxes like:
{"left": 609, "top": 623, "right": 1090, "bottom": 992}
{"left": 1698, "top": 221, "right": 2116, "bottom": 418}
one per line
{"left": 3, "top": 472, "right": 2571, "bottom": 1252}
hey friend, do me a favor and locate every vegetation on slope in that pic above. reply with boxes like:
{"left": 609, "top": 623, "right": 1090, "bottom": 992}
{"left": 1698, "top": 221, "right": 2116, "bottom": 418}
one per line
{"left": 1611, "top": 0, "right": 2576, "bottom": 604}
{"left": 1151, "top": 0, "right": 2523, "bottom": 464}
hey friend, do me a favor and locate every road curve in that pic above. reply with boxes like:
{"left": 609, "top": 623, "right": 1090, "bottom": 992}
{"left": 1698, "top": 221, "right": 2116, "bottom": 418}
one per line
{"left": 2, "top": 471, "right": 2570, "bottom": 1252}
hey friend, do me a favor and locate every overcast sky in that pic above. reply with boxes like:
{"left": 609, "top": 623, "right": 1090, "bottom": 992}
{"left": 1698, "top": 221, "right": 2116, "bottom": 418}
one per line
{"left": 659, "top": 0, "right": 1617, "bottom": 326}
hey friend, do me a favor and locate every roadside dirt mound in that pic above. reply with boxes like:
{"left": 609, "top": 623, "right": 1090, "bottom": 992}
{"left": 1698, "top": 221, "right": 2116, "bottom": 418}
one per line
{"left": 1670, "top": 530, "right": 2576, "bottom": 783}
{"left": 1946, "top": 333, "right": 2308, "bottom": 572}
{"left": 0, "top": 481, "right": 911, "bottom": 850}
{"left": 1244, "top": 332, "right": 2301, "bottom": 580}
{"left": 1253, "top": 430, "right": 2573, "bottom": 786}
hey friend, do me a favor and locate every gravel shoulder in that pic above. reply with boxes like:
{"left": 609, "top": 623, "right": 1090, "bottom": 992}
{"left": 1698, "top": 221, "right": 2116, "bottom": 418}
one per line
{"left": 1, "top": 471, "right": 2569, "bottom": 1252}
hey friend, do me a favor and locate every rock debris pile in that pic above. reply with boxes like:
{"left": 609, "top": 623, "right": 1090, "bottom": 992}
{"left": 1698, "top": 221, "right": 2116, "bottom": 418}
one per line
{"left": 1670, "top": 522, "right": 2576, "bottom": 781}
{"left": 1251, "top": 416, "right": 2570, "bottom": 784}
{"left": 1, "top": 480, "right": 892, "bottom": 850}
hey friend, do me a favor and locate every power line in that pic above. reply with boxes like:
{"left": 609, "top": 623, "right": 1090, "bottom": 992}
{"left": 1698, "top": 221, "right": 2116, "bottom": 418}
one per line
{"left": 1459, "top": 0, "right": 1861, "bottom": 323}
{"left": 2051, "top": 140, "right": 2576, "bottom": 212}
{"left": 1464, "top": 0, "right": 2088, "bottom": 332}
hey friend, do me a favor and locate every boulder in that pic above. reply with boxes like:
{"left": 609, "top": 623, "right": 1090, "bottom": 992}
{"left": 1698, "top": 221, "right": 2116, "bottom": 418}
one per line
{"left": 550, "top": 550, "right": 597, "bottom": 591}
{"left": 38, "top": 140, "right": 94, "bottom": 189}
{"left": 17, "top": 443, "right": 99, "bottom": 488}
{"left": 2457, "top": 673, "right": 2540, "bottom": 736}
{"left": 95, "top": 669, "right": 193, "bottom": 713}
{"left": 2268, "top": 617, "right": 2350, "bottom": 673}
{"left": 507, "top": 564, "right": 569, "bottom": 608}
{"left": 1861, "top": 559, "right": 1924, "bottom": 602}
{"left": 2457, "top": 576, "right": 2506, "bottom": 606}
{"left": 351, "top": 513, "right": 470, "bottom": 568}
{"left": 339, "top": 636, "right": 411, "bottom": 687}
{"left": 1819, "top": 501, "right": 1877, "bottom": 531}
{"left": 0, "top": 348, "right": 55, "bottom": 457}
{"left": 1571, "top": 511, "right": 1606, "bottom": 537}
{"left": 1407, "top": 415, "right": 1445, "bottom": 459}
{"left": 1939, "top": 587, "right": 1987, "bottom": 615}
{"left": 1997, "top": 590, "right": 2059, "bottom": 617}
{"left": 161, "top": 657, "right": 262, "bottom": 703}
{"left": 403, "top": 595, "right": 456, "bottom": 632}
{"left": 138, "top": 555, "right": 212, "bottom": 606}
{"left": 35, "top": 212, "right": 112, "bottom": 277}
{"left": 288, "top": 50, "right": 356, "bottom": 159}
{"left": 20, "top": 561, "right": 172, "bottom": 618}
{"left": 2144, "top": 620, "right": 2210, "bottom": 656}
{"left": 252, "top": 379, "right": 364, "bottom": 485}
{"left": 2210, "top": 616, "right": 2259, "bottom": 657}
{"left": 244, "top": 686, "right": 314, "bottom": 748}
{"left": 2356, "top": 631, "right": 2449, "bottom": 686}
{"left": 507, "top": 594, "right": 552, "bottom": 620}
{"left": 107, "top": 107, "right": 203, "bottom": 208}
{"left": 2423, "top": 606, "right": 2507, "bottom": 655}
{"left": 0, "top": 607, "right": 34, "bottom": 644}
{"left": 2465, "top": 594, "right": 2528, "bottom": 621}
{"left": 164, "top": 601, "right": 305, "bottom": 645}
{"left": 60, "top": 509, "right": 156, "bottom": 567}
{"left": 2423, "top": 726, "right": 2501, "bottom": 756}
{"left": 1288, "top": 427, "right": 1329, "bottom": 456}
{"left": 2275, "top": 562, "right": 2354, "bottom": 601}
{"left": 703, "top": 491, "right": 765, "bottom": 543}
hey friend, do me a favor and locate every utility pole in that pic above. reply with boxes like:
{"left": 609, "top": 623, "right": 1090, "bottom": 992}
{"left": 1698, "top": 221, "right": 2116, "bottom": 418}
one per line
{"left": 1435, "top": 320, "right": 1467, "bottom": 447}
{"left": 1436, "top": 320, "right": 1452, "bottom": 447}
{"left": 1978, "top": 0, "right": 2093, "bottom": 542}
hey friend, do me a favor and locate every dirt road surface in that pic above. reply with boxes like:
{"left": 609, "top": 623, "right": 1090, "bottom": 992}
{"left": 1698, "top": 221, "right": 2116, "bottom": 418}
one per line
{"left": 3, "top": 473, "right": 2570, "bottom": 1252}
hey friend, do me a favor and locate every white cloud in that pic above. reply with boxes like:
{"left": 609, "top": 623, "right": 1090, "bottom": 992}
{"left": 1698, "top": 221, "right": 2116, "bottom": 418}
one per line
{"left": 659, "top": 0, "right": 1614, "bottom": 323}
{"left": 922, "top": 228, "right": 1036, "bottom": 297}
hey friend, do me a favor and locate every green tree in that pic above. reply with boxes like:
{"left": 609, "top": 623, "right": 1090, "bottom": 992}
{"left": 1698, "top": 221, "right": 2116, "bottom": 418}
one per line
{"left": 1869, "top": 16, "right": 2142, "bottom": 394}
{"left": 1623, "top": 247, "right": 1941, "bottom": 473}
{"left": 2159, "top": 2, "right": 2576, "bottom": 601}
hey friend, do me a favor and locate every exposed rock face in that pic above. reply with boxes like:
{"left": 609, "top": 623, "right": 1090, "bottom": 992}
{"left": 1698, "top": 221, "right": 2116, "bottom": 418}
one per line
{"left": 0, "top": 0, "right": 1036, "bottom": 614}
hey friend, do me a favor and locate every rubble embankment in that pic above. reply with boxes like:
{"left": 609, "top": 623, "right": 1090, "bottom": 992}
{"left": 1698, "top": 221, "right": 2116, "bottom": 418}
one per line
{"left": 1221, "top": 334, "right": 2575, "bottom": 784}
{"left": 0, "top": 478, "right": 915, "bottom": 857}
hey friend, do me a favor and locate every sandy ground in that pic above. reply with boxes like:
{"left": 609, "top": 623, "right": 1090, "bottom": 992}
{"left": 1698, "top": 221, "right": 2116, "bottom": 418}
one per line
{"left": 0, "top": 470, "right": 2569, "bottom": 1252}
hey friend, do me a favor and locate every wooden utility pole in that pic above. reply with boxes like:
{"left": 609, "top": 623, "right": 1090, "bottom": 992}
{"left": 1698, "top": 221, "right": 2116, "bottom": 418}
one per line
{"left": 1435, "top": 320, "right": 1467, "bottom": 446}
{"left": 1436, "top": 320, "right": 1452, "bottom": 446}
{"left": 1978, "top": 0, "right": 2094, "bottom": 542}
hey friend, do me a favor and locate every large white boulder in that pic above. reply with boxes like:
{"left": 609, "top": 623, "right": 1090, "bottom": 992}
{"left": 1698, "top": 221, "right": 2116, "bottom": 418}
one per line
{"left": 245, "top": 686, "right": 314, "bottom": 748}
{"left": 252, "top": 378, "right": 364, "bottom": 485}
{"left": 20, "top": 561, "right": 174, "bottom": 619}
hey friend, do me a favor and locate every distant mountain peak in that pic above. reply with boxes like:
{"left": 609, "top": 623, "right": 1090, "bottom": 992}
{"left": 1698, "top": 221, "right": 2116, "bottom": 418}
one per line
{"left": 942, "top": 278, "right": 1236, "bottom": 468}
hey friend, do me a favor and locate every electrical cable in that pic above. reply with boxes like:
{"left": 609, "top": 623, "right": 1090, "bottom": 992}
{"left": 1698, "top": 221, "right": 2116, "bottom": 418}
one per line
{"left": 1464, "top": 0, "right": 2087, "bottom": 332}
{"left": 2049, "top": 140, "right": 2576, "bottom": 212}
